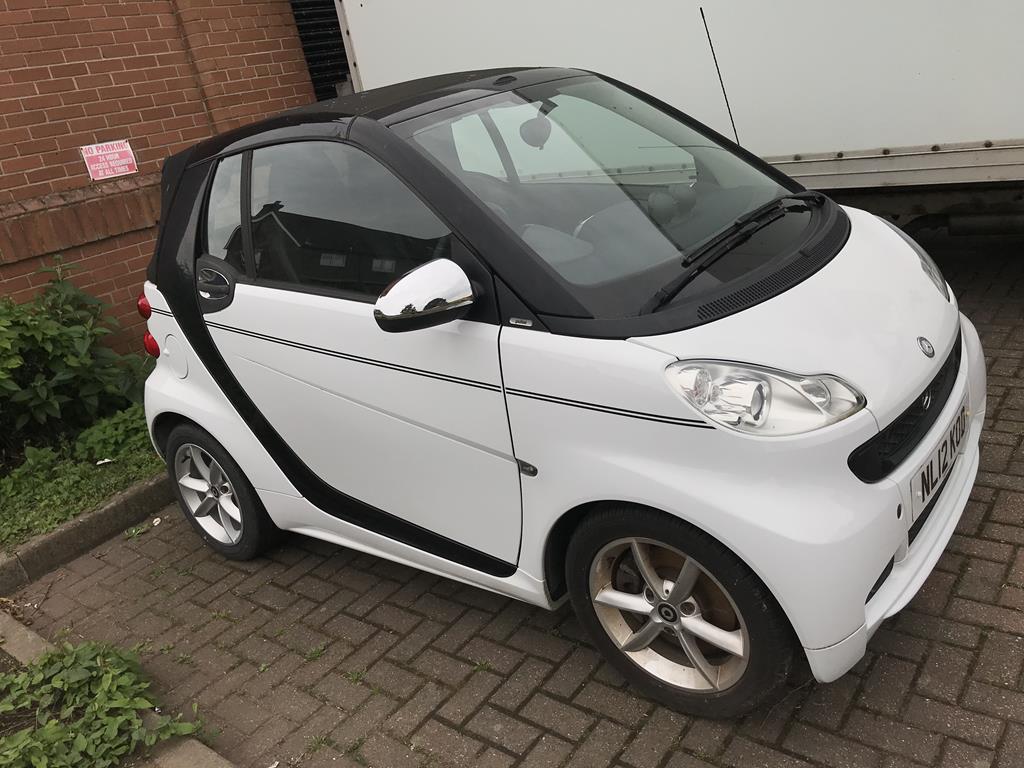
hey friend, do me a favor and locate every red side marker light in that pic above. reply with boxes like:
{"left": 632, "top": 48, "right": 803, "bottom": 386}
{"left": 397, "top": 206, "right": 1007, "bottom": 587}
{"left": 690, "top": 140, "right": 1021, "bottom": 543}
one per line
{"left": 143, "top": 331, "right": 160, "bottom": 357}
{"left": 137, "top": 292, "right": 152, "bottom": 319}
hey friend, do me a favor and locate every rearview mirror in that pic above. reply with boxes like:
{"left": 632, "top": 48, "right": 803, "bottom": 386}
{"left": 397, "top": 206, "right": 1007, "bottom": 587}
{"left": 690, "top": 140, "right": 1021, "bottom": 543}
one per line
{"left": 374, "top": 258, "right": 475, "bottom": 333}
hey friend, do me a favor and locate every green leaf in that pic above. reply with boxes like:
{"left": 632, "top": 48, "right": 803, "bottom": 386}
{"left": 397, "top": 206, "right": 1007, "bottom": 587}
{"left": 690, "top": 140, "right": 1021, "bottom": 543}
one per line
{"left": 0, "top": 640, "right": 187, "bottom": 767}
{"left": 10, "top": 388, "right": 32, "bottom": 403}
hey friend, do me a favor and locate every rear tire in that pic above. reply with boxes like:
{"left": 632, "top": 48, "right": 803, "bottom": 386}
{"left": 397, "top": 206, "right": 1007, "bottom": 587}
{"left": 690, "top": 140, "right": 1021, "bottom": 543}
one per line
{"left": 566, "top": 505, "right": 794, "bottom": 718}
{"left": 165, "top": 423, "right": 278, "bottom": 560}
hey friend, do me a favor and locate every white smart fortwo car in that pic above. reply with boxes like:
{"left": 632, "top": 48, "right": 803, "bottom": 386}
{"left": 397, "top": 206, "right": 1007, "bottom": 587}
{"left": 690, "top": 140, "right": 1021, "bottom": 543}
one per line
{"left": 141, "top": 68, "right": 985, "bottom": 716}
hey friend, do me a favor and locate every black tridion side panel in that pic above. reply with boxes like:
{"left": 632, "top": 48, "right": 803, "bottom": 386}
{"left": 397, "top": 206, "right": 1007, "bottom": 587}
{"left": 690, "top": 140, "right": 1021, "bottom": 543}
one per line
{"left": 147, "top": 146, "right": 194, "bottom": 285}
{"left": 156, "top": 160, "right": 517, "bottom": 578}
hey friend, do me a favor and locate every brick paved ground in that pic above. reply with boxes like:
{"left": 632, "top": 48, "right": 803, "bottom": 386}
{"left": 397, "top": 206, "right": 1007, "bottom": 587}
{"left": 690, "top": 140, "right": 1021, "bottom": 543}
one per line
{"left": 12, "top": 234, "right": 1024, "bottom": 768}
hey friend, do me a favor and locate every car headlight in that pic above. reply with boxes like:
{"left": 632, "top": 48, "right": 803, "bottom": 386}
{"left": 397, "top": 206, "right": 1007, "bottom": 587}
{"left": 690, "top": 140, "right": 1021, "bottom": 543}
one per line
{"left": 666, "top": 361, "right": 865, "bottom": 436}
{"left": 878, "top": 217, "right": 950, "bottom": 301}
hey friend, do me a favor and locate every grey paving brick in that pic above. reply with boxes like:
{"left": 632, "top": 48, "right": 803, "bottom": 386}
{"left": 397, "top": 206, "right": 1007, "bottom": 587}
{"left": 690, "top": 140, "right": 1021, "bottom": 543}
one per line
{"left": 360, "top": 732, "right": 426, "bottom": 768}
{"left": 564, "top": 719, "right": 629, "bottom": 768}
{"left": 665, "top": 754, "right": 717, "bottom": 768}
{"left": 364, "top": 658, "right": 424, "bottom": 699}
{"left": 459, "top": 636, "right": 525, "bottom": 675}
{"left": 721, "top": 737, "right": 815, "bottom": 768}
{"left": 330, "top": 694, "right": 399, "bottom": 746}
{"left": 997, "top": 723, "right": 1024, "bottom": 768}
{"left": 411, "top": 717, "right": 484, "bottom": 765}
{"left": 843, "top": 709, "right": 943, "bottom": 764}
{"left": 386, "top": 617, "right": 445, "bottom": 663}
{"left": 573, "top": 680, "right": 651, "bottom": 728}
{"left": 620, "top": 707, "right": 687, "bottom": 768}
{"left": 412, "top": 647, "right": 475, "bottom": 685}
{"left": 313, "top": 672, "right": 373, "bottom": 712}
{"left": 860, "top": 656, "right": 917, "bottom": 716}
{"left": 939, "top": 739, "right": 996, "bottom": 768}
{"left": 783, "top": 722, "right": 881, "bottom": 768}
{"left": 680, "top": 719, "right": 732, "bottom": 758}
{"left": 799, "top": 676, "right": 860, "bottom": 730}
{"left": 973, "top": 631, "right": 1024, "bottom": 686}
{"left": 521, "top": 692, "right": 594, "bottom": 741}
{"left": 385, "top": 680, "right": 449, "bottom": 739}
{"left": 507, "top": 626, "right": 573, "bottom": 663}
{"left": 489, "top": 657, "right": 553, "bottom": 711}
{"left": 519, "top": 734, "right": 574, "bottom": 768}
{"left": 543, "top": 645, "right": 600, "bottom": 698}
{"left": 962, "top": 680, "right": 1024, "bottom": 723}
{"left": 467, "top": 705, "right": 542, "bottom": 753}
{"left": 904, "top": 695, "right": 1004, "bottom": 748}
{"left": 438, "top": 669, "right": 502, "bottom": 725}
{"left": 916, "top": 643, "right": 974, "bottom": 702}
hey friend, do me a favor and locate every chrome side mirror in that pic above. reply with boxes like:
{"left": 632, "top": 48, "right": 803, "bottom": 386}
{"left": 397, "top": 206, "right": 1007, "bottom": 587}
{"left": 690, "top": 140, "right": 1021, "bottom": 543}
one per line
{"left": 374, "top": 258, "right": 475, "bottom": 333}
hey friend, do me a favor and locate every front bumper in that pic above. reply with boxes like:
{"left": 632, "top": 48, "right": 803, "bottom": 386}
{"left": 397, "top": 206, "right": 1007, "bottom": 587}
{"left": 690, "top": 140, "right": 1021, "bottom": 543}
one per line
{"left": 803, "top": 314, "right": 986, "bottom": 682}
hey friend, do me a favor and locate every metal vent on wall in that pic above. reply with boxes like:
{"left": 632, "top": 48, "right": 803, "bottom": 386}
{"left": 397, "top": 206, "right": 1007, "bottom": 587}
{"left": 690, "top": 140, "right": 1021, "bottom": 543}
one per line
{"left": 289, "top": 0, "right": 350, "bottom": 101}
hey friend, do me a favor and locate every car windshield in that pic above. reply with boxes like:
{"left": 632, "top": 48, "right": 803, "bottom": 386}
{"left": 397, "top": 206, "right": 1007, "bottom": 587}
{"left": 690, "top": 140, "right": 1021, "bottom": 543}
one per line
{"left": 402, "top": 76, "right": 798, "bottom": 318}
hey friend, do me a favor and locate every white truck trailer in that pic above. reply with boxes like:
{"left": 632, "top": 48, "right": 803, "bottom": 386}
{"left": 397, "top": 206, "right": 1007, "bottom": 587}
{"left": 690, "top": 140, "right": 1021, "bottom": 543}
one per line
{"left": 332, "top": 0, "right": 1024, "bottom": 227}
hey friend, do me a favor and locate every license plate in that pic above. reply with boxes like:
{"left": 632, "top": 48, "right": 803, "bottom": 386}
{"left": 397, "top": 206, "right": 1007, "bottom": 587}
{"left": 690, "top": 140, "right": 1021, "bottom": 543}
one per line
{"left": 911, "top": 397, "right": 969, "bottom": 518}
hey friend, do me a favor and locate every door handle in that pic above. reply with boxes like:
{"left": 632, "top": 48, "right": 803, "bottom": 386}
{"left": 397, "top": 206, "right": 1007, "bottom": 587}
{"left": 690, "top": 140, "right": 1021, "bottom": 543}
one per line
{"left": 197, "top": 267, "right": 231, "bottom": 298}
{"left": 198, "top": 281, "right": 230, "bottom": 298}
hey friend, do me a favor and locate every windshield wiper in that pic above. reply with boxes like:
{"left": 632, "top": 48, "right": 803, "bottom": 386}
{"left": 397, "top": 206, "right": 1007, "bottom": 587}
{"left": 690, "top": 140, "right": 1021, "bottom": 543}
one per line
{"left": 640, "top": 190, "right": 826, "bottom": 315}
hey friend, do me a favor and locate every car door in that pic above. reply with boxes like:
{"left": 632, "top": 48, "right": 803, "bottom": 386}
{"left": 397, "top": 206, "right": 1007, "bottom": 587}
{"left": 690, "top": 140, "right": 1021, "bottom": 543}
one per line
{"left": 197, "top": 139, "right": 522, "bottom": 566}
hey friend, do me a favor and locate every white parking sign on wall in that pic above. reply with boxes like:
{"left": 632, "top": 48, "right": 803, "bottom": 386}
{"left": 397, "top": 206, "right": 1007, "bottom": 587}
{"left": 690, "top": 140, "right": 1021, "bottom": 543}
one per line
{"left": 80, "top": 140, "right": 138, "bottom": 181}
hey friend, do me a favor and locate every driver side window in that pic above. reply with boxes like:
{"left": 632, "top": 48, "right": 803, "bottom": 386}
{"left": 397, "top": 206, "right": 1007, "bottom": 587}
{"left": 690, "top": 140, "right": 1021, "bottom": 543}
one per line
{"left": 248, "top": 141, "right": 452, "bottom": 301}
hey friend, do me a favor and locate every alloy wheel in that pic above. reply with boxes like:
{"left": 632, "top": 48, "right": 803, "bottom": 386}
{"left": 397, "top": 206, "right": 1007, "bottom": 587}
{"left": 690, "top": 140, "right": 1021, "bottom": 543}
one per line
{"left": 588, "top": 537, "right": 749, "bottom": 692}
{"left": 174, "top": 443, "right": 243, "bottom": 545}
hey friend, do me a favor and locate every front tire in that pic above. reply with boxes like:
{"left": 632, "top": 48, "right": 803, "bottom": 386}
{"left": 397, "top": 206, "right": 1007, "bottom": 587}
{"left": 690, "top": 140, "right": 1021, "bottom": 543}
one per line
{"left": 566, "top": 506, "right": 794, "bottom": 718}
{"left": 165, "top": 423, "right": 278, "bottom": 560}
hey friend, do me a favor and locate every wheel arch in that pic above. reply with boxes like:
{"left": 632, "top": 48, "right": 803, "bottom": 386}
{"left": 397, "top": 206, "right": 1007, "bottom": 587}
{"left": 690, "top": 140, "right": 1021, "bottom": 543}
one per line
{"left": 541, "top": 500, "right": 799, "bottom": 644}
{"left": 543, "top": 500, "right": 684, "bottom": 601}
{"left": 150, "top": 411, "right": 196, "bottom": 458}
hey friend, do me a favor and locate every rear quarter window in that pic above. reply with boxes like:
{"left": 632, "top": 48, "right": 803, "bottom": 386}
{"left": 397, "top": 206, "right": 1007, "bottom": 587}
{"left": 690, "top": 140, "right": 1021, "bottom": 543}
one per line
{"left": 204, "top": 154, "right": 245, "bottom": 270}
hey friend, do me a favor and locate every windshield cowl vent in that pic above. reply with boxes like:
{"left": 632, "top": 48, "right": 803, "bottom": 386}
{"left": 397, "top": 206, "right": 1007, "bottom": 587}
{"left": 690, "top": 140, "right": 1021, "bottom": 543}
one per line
{"left": 696, "top": 210, "right": 850, "bottom": 322}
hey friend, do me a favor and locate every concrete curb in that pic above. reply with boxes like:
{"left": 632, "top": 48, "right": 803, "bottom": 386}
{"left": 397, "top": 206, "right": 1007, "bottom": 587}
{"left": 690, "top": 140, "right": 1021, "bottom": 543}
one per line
{"left": 0, "top": 611, "right": 233, "bottom": 768}
{"left": 0, "top": 609, "right": 53, "bottom": 662}
{"left": 0, "top": 473, "right": 173, "bottom": 595}
{"left": 140, "top": 739, "right": 236, "bottom": 768}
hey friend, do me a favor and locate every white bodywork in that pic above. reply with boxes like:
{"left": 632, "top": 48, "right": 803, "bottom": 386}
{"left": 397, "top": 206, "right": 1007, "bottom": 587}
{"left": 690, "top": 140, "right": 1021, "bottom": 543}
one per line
{"left": 205, "top": 287, "right": 521, "bottom": 563}
{"left": 145, "top": 205, "right": 985, "bottom": 683}
{"left": 334, "top": 0, "right": 1024, "bottom": 188}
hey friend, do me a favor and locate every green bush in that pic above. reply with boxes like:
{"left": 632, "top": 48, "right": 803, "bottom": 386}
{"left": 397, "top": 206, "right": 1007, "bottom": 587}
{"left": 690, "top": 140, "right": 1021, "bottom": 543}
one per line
{"left": 0, "top": 263, "right": 150, "bottom": 467}
{"left": 0, "top": 406, "right": 163, "bottom": 550}
{"left": 0, "top": 642, "right": 196, "bottom": 767}
{"left": 73, "top": 404, "right": 154, "bottom": 463}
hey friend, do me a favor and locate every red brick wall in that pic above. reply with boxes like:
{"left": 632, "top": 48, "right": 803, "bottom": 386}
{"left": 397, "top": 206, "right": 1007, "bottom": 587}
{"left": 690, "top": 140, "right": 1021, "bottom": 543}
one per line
{"left": 0, "top": 0, "right": 316, "bottom": 350}
{"left": 175, "top": 0, "right": 316, "bottom": 133}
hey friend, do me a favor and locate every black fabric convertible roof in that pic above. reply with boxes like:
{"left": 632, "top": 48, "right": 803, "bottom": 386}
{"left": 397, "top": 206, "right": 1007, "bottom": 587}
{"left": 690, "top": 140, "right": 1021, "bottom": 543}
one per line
{"left": 184, "top": 67, "right": 586, "bottom": 166}
{"left": 298, "top": 67, "right": 582, "bottom": 119}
